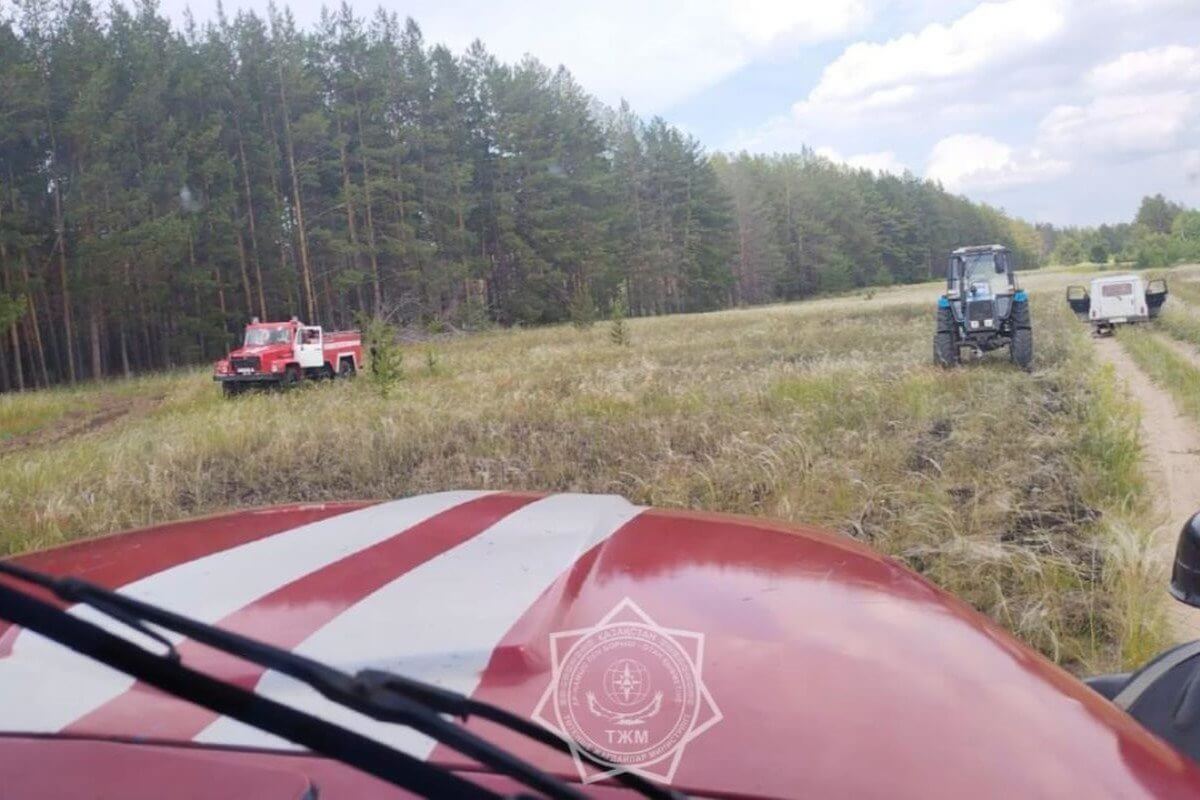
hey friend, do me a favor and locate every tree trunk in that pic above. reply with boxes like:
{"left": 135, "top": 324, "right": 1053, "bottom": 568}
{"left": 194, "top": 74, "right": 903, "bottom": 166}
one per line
{"left": 5, "top": 321, "right": 19, "bottom": 391}
{"left": 337, "top": 114, "right": 364, "bottom": 316}
{"left": 264, "top": 107, "right": 300, "bottom": 318}
{"left": 353, "top": 97, "right": 382, "bottom": 315}
{"left": 234, "top": 223, "right": 255, "bottom": 316}
{"left": 119, "top": 324, "right": 131, "bottom": 378}
{"left": 21, "top": 259, "right": 49, "bottom": 387}
{"left": 88, "top": 305, "right": 102, "bottom": 381}
{"left": 234, "top": 115, "right": 268, "bottom": 319}
{"left": 53, "top": 182, "right": 77, "bottom": 383}
{"left": 278, "top": 62, "right": 317, "bottom": 322}
{"left": 0, "top": 208, "right": 16, "bottom": 390}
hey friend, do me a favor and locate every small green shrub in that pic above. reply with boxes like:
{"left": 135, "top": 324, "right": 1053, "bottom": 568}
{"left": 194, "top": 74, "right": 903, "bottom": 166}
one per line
{"left": 363, "top": 318, "right": 404, "bottom": 397}
{"left": 569, "top": 282, "right": 597, "bottom": 330}
{"left": 609, "top": 287, "right": 630, "bottom": 346}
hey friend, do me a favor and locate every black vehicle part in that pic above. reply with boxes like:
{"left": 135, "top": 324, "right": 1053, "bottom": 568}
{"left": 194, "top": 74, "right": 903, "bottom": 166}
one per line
{"left": 966, "top": 297, "right": 995, "bottom": 327}
{"left": 1111, "top": 640, "right": 1200, "bottom": 763}
{"left": 1147, "top": 279, "right": 1169, "bottom": 319}
{"left": 934, "top": 306, "right": 959, "bottom": 367}
{"left": 1171, "top": 512, "right": 1200, "bottom": 608}
{"left": 1066, "top": 285, "right": 1090, "bottom": 320}
{"left": 0, "top": 562, "right": 683, "bottom": 800}
{"left": 1083, "top": 672, "right": 1132, "bottom": 700}
{"left": 1011, "top": 299, "right": 1031, "bottom": 330}
{"left": 1010, "top": 329, "right": 1033, "bottom": 369}
{"left": 1009, "top": 299, "right": 1032, "bottom": 369}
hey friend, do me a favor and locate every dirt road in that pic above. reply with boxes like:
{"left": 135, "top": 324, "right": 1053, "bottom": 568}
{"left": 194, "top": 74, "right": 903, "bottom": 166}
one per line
{"left": 0, "top": 393, "right": 162, "bottom": 458}
{"left": 1093, "top": 335, "right": 1200, "bottom": 641}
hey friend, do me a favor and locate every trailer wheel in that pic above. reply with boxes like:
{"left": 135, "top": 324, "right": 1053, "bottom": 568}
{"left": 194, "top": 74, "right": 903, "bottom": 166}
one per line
{"left": 338, "top": 358, "right": 356, "bottom": 379}
{"left": 1010, "top": 328, "right": 1033, "bottom": 370}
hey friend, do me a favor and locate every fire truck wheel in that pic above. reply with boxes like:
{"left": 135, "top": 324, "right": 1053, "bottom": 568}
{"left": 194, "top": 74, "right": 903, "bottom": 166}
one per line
{"left": 338, "top": 359, "right": 356, "bottom": 379}
{"left": 283, "top": 366, "right": 300, "bottom": 388}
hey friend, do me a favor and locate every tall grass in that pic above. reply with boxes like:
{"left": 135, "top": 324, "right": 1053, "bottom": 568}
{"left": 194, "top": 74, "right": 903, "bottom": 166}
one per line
{"left": 0, "top": 293, "right": 1168, "bottom": 672}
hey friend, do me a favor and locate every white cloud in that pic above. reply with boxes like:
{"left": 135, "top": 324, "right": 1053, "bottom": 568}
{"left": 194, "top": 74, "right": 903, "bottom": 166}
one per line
{"left": 388, "top": 0, "right": 870, "bottom": 112}
{"left": 1087, "top": 45, "right": 1200, "bottom": 92}
{"left": 726, "top": 0, "right": 871, "bottom": 49}
{"left": 815, "top": 146, "right": 908, "bottom": 175}
{"left": 926, "top": 134, "right": 1068, "bottom": 191}
{"left": 1038, "top": 91, "right": 1196, "bottom": 157}
{"left": 795, "top": 0, "right": 1066, "bottom": 117}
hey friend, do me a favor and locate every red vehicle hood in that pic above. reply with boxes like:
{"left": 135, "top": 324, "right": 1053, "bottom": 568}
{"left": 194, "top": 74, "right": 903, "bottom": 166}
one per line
{"left": 226, "top": 344, "right": 287, "bottom": 359}
{"left": 1, "top": 492, "right": 1198, "bottom": 799}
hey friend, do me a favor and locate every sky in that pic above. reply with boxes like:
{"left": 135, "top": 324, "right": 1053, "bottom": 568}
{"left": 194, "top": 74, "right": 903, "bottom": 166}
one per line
{"left": 155, "top": 0, "right": 1200, "bottom": 227}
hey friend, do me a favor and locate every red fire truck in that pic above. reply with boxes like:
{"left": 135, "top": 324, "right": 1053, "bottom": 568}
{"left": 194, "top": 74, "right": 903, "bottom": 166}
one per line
{"left": 213, "top": 318, "right": 362, "bottom": 395}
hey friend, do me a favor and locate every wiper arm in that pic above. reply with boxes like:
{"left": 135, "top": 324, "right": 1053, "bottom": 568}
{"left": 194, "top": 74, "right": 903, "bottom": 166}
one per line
{"left": 0, "top": 562, "right": 683, "bottom": 799}
{"left": 0, "top": 577, "right": 497, "bottom": 799}
{"left": 354, "top": 670, "right": 687, "bottom": 800}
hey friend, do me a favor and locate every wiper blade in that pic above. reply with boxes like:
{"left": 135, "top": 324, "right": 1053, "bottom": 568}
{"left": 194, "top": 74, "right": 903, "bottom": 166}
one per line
{"left": 0, "top": 577, "right": 496, "bottom": 799}
{"left": 0, "top": 562, "right": 683, "bottom": 798}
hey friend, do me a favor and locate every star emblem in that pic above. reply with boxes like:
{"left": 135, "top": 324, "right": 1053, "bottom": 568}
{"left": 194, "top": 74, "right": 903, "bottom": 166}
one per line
{"left": 531, "top": 597, "right": 722, "bottom": 785}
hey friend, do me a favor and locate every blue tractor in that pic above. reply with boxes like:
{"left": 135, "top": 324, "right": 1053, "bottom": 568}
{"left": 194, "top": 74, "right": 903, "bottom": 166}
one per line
{"left": 934, "top": 245, "right": 1032, "bottom": 369}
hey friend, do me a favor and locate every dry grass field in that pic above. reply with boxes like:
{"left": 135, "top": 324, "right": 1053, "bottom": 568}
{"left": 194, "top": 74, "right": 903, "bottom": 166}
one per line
{"left": 0, "top": 267, "right": 1180, "bottom": 674}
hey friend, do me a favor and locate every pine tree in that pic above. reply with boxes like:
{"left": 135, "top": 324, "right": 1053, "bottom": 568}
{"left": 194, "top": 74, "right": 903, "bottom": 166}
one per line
{"left": 609, "top": 284, "right": 629, "bottom": 346}
{"left": 0, "top": 0, "right": 1067, "bottom": 394}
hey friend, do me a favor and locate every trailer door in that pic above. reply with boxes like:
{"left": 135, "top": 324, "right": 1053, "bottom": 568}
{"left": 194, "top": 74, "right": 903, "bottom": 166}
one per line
{"left": 1099, "top": 281, "right": 1140, "bottom": 322}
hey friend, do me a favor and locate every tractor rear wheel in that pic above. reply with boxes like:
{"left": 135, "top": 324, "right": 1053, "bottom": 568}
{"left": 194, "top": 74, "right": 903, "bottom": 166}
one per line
{"left": 934, "top": 331, "right": 959, "bottom": 367}
{"left": 1010, "top": 328, "right": 1033, "bottom": 370}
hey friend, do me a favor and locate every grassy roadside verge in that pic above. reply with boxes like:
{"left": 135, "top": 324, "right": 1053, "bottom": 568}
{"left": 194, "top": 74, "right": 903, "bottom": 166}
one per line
{"left": 1120, "top": 329, "right": 1200, "bottom": 422}
{"left": 0, "top": 294, "right": 1168, "bottom": 672}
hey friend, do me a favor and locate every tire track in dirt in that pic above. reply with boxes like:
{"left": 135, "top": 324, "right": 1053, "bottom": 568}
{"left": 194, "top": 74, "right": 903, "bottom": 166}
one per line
{"left": 1093, "top": 333, "right": 1200, "bottom": 642}
{"left": 0, "top": 393, "right": 163, "bottom": 458}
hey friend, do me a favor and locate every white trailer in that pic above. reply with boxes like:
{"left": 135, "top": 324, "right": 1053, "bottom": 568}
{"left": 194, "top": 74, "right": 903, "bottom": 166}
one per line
{"left": 1066, "top": 274, "right": 1168, "bottom": 334}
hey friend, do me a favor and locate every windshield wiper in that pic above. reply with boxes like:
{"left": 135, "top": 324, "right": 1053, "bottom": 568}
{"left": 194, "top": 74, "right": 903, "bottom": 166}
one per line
{"left": 0, "top": 577, "right": 496, "bottom": 798}
{"left": 0, "top": 562, "right": 685, "bottom": 800}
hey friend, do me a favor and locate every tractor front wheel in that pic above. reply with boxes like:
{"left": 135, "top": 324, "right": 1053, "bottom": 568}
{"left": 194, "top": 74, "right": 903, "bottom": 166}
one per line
{"left": 1011, "top": 328, "right": 1033, "bottom": 370}
{"left": 934, "top": 331, "right": 959, "bottom": 367}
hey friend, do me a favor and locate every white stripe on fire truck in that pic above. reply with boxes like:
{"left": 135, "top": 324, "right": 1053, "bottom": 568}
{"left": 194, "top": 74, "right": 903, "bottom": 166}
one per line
{"left": 194, "top": 492, "right": 645, "bottom": 753}
{"left": 0, "top": 491, "right": 490, "bottom": 734}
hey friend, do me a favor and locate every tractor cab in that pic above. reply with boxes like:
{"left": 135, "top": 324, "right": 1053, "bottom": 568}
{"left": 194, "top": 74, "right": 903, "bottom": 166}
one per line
{"left": 935, "top": 244, "right": 1032, "bottom": 369}
{"left": 948, "top": 245, "right": 1016, "bottom": 302}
